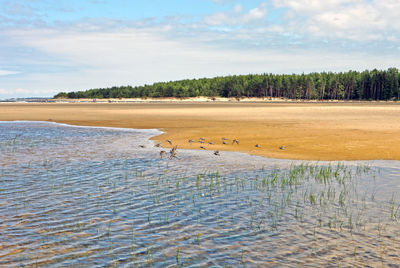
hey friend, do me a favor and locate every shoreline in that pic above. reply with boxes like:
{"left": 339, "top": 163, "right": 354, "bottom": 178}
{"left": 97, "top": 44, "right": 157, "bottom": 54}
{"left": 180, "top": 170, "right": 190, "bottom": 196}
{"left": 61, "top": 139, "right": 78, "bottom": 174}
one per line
{"left": 3, "top": 96, "right": 400, "bottom": 104}
{"left": 4, "top": 120, "right": 400, "bottom": 167}
{"left": 1, "top": 102, "right": 400, "bottom": 161}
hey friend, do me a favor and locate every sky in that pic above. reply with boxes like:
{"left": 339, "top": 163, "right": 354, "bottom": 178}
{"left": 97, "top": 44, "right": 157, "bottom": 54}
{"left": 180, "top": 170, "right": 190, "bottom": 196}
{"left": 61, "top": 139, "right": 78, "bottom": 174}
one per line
{"left": 0, "top": 0, "right": 400, "bottom": 98}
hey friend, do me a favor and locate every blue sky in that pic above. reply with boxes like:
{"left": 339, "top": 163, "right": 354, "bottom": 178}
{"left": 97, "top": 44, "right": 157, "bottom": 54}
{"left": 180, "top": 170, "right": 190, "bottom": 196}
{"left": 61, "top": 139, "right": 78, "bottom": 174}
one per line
{"left": 0, "top": 0, "right": 399, "bottom": 98}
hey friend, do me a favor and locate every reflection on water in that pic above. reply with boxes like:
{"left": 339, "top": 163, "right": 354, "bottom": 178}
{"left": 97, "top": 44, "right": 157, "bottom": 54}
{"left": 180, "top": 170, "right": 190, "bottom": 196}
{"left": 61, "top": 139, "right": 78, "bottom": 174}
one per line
{"left": 0, "top": 121, "right": 399, "bottom": 267}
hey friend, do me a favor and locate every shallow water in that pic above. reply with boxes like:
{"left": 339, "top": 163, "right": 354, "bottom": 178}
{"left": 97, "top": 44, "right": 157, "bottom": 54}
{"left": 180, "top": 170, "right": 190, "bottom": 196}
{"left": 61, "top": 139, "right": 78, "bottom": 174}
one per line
{"left": 0, "top": 121, "right": 399, "bottom": 267}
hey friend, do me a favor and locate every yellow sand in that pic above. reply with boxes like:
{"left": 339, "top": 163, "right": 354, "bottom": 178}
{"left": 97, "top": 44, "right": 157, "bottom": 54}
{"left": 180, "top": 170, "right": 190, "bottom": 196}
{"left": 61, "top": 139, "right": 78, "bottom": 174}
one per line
{"left": 1, "top": 102, "right": 400, "bottom": 160}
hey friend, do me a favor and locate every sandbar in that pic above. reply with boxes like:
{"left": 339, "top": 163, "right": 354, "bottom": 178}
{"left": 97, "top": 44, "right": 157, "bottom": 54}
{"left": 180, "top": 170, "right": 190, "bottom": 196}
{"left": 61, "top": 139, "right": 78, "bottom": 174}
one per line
{"left": 1, "top": 101, "right": 400, "bottom": 160}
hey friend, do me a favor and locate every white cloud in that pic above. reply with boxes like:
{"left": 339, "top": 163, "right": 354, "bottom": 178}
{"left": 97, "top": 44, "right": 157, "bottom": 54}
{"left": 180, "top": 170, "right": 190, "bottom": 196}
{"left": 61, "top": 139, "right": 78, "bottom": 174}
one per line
{"left": 273, "top": 0, "right": 358, "bottom": 13}
{"left": 243, "top": 3, "right": 267, "bottom": 23}
{"left": 0, "top": 88, "right": 11, "bottom": 95}
{"left": 0, "top": 88, "right": 31, "bottom": 96}
{"left": 204, "top": 2, "right": 267, "bottom": 26}
{"left": 0, "top": 86, "right": 56, "bottom": 97}
{"left": 204, "top": 12, "right": 233, "bottom": 26}
{"left": 15, "top": 88, "right": 31, "bottom": 94}
{"left": 273, "top": 0, "right": 400, "bottom": 41}
{"left": 0, "top": 69, "right": 19, "bottom": 76}
{"left": 233, "top": 4, "right": 243, "bottom": 13}
{"left": 212, "top": 0, "right": 232, "bottom": 4}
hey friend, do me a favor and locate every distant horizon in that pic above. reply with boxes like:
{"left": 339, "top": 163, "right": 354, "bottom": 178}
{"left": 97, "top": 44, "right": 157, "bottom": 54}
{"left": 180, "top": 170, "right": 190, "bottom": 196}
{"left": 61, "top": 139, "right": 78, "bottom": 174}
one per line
{"left": 1, "top": 0, "right": 400, "bottom": 98}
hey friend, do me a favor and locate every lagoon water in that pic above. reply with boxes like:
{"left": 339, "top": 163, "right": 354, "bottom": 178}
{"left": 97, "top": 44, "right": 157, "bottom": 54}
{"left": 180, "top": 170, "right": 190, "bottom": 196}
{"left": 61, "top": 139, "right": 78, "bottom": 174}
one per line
{"left": 0, "top": 121, "right": 399, "bottom": 267}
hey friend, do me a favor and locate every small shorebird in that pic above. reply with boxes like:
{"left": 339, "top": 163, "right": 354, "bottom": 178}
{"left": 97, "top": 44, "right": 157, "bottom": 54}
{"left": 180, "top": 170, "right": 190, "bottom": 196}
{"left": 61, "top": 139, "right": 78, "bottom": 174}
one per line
{"left": 139, "top": 145, "right": 145, "bottom": 148}
{"left": 166, "top": 139, "right": 172, "bottom": 145}
{"left": 232, "top": 139, "right": 239, "bottom": 145}
{"left": 160, "top": 150, "right": 166, "bottom": 158}
{"left": 169, "top": 145, "right": 178, "bottom": 158}
{"left": 255, "top": 144, "right": 261, "bottom": 148}
{"left": 214, "top": 150, "right": 220, "bottom": 156}
{"left": 208, "top": 142, "right": 214, "bottom": 145}
{"left": 222, "top": 140, "right": 227, "bottom": 145}
{"left": 188, "top": 139, "right": 195, "bottom": 144}
{"left": 170, "top": 145, "right": 177, "bottom": 154}
{"left": 279, "top": 146, "right": 286, "bottom": 150}
{"left": 200, "top": 146, "right": 206, "bottom": 149}
{"left": 154, "top": 143, "right": 161, "bottom": 147}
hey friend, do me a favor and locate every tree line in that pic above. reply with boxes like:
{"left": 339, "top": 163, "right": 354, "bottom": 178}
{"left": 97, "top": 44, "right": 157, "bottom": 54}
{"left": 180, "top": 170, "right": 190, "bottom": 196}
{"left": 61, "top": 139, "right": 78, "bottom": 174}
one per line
{"left": 54, "top": 68, "right": 400, "bottom": 100}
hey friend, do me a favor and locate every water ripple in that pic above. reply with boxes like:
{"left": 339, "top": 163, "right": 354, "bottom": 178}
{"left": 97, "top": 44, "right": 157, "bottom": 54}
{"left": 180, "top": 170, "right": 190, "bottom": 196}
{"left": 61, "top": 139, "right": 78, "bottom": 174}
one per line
{"left": 0, "top": 121, "right": 399, "bottom": 266}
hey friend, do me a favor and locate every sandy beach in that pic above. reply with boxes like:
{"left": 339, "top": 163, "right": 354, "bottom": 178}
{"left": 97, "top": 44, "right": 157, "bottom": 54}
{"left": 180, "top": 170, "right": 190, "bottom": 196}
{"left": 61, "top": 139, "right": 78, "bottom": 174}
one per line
{"left": 1, "top": 101, "right": 400, "bottom": 160}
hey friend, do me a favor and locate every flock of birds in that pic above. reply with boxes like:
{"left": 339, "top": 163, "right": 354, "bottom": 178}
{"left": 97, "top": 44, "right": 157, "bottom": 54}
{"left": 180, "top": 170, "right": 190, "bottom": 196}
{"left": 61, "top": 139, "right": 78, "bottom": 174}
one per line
{"left": 141, "top": 137, "right": 286, "bottom": 159}
{"left": 155, "top": 138, "right": 285, "bottom": 159}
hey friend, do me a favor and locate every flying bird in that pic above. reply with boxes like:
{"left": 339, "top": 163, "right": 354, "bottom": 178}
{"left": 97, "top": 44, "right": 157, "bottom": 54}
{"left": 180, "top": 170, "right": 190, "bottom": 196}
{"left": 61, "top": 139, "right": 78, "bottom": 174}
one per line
{"left": 169, "top": 145, "right": 178, "bottom": 158}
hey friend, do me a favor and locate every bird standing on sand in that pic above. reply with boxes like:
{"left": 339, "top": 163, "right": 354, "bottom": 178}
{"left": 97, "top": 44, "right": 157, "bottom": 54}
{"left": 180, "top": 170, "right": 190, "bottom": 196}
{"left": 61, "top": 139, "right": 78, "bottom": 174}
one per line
{"left": 188, "top": 139, "right": 195, "bottom": 144}
{"left": 214, "top": 150, "right": 220, "bottom": 156}
{"left": 255, "top": 144, "right": 261, "bottom": 148}
{"left": 232, "top": 139, "right": 239, "bottom": 145}
{"left": 279, "top": 146, "right": 286, "bottom": 150}
{"left": 166, "top": 139, "right": 172, "bottom": 145}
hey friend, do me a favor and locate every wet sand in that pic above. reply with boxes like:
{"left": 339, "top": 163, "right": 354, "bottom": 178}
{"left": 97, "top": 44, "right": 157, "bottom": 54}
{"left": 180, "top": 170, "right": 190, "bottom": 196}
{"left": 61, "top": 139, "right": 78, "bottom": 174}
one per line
{"left": 1, "top": 102, "right": 400, "bottom": 160}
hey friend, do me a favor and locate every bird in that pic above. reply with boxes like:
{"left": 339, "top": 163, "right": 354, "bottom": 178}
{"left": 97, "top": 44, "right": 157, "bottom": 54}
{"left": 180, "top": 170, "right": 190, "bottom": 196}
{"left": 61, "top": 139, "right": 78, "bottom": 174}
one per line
{"left": 222, "top": 140, "right": 227, "bottom": 145}
{"left": 200, "top": 146, "right": 206, "bottom": 150}
{"left": 160, "top": 150, "right": 166, "bottom": 158}
{"left": 154, "top": 143, "right": 161, "bottom": 147}
{"left": 255, "top": 144, "right": 261, "bottom": 148}
{"left": 188, "top": 139, "right": 195, "bottom": 144}
{"left": 232, "top": 139, "right": 239, "bottom": 145}
{"left": 170, "top": 145, "right": 177, "bottom": 154}
{"left": 214, "top": 150, "right": 220, "bottom": 156}
{"left": 199, "top": 140, "right": 205, "bottom": 144}
{"left": 166, "top": 139, "right": 172, "bottom": 145}
{"left": 208, "top": 142, "right": 214, "bottom": 145}
{"left": 169, "top": 145, "right": 178, "bottom": 158}
{"left": 279, "top": 146, "right": 286, "bottom": 150}
{"left": 139, "top": 145, "right": 145, "bottom": 148}
{"left": 199, "top": 137, "right": 205, "bottom": 142}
